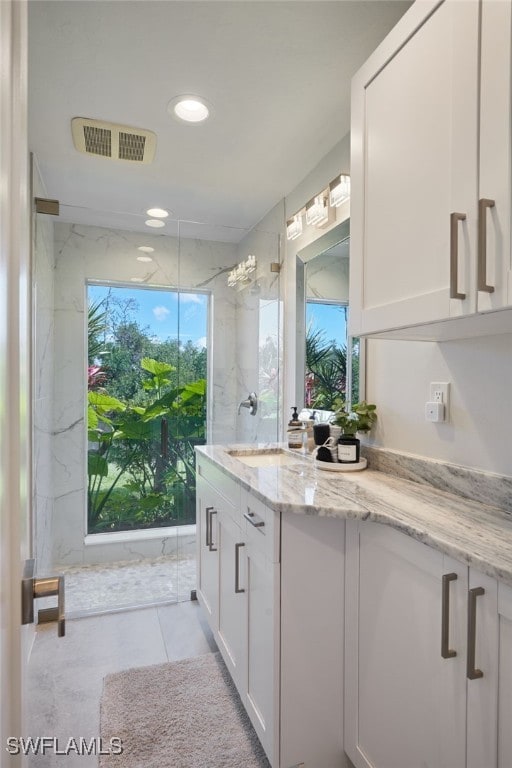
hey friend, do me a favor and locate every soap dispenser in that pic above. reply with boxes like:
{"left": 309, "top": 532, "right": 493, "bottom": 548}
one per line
{"left": 287, "top": 407, "right": 304, "bottom": 449}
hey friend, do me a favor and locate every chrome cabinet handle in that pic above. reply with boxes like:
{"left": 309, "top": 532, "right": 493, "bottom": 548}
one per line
{"left": 235, "top": 543, "right": 245, "bottom": 593}
{"left": 208, "top": 509, "right": 218, "bottom": 552}
{"left": 450, "top": 212, "right": 467, "bottom": 299}
{"left": 205, "top": 506, "right": 214, "bottom": 548}
{"left": 478, "top": 198, "right": 495, "bottom": 293}
{"left": 244, "top": 511, "right": 265, "bottom": 528}
{"left": 441, "top": 572, "right": 457, "bottom": 659}
{"left": 21, "top": 559, "right": 65, "bottom": 637}
{"left": 467, "top": 586, "right": 485, "bottom": 680}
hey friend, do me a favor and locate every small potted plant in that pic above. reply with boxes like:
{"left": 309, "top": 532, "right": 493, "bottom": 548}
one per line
{"left": 331, "top": 400, "right": 377, "bottom": 464}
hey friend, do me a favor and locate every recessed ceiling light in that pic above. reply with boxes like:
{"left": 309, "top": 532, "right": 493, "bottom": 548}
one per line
{"left": 137, "top": 246, "right": 155, "bottom": 253}
{"left": 130, "top": 277, "right": 144, "bottom": 283}
{"left": 168, "top": 95, "right": 211, "bottom": 124}
{"left": 137, "top": 255, "right": 153, "bottom": 263}
{"left": 145, "top": 219, "right": 165, "bottom": 228}
{"left": 146, "top": 208, "right": 169, "bottom": 218}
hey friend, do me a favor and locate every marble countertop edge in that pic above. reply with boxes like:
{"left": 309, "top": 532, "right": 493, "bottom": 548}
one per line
{"left": 195, "top": 443, "right": 512, "bottom": 588}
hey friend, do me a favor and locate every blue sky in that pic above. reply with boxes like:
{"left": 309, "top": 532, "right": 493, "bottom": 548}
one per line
{"left": 306, "top": 301, "right": 347, "bottom": 348}
{"left": 88, "top": 284, "right": 208, "bottom": 348}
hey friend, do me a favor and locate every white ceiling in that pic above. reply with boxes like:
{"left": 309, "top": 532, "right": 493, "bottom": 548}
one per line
{"left": 28, "top": 0, "right": 411, "bottom": 241}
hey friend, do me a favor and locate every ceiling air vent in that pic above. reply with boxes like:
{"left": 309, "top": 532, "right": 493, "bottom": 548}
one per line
{"left": 71, "top": 118, "right": 156, "bottom": 164}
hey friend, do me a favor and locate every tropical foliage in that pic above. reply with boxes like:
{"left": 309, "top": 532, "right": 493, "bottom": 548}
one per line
{"left": 305, "top": 326, "right": 347, "bottom": 410}
{"left": 87, "top": 291, "right": 207, "bottom": 534}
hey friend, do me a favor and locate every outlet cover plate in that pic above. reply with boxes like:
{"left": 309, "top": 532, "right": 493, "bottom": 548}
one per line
{"left": 429, "top": 382, "right": 450, "bottom": 420}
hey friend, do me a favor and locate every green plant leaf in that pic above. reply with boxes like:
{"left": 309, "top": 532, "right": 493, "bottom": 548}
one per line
{"left": 141, "top": 358, "right": 175, "bottom": 376}
{"left": 88, "top": 453, "right": 108, "bottom": 477}
{"left": 87, "top": 405, "right": 99, "bottom": 429}
{"left": 115, "top": 420, "right": 153, "bottom": 439}
{"left": 183, "top": 379, "right": 206, "bottom": 396}
{"left": 141, "top": 404, "right": 171, "bottom": 422}
{"left": 138, "top": 495, "right": 163, "bottom": 511}
{"left": 88, "top": 391, "right": 126, "bottom": 412}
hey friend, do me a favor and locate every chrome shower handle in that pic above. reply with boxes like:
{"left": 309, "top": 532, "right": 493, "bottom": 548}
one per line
{"left": 238, "top": 392, "right": 258, "bottom": 415}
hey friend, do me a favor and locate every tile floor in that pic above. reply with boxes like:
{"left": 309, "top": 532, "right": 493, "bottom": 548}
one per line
{"left": 56, "top": 553, "right": 197, "bottom": 616}
{"left": 26, "top": 601, "right": 217, "bottom": 766}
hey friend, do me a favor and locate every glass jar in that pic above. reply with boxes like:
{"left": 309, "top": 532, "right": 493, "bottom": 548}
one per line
{"left": 337, "top": 434, "right": 360, "bottom": 464}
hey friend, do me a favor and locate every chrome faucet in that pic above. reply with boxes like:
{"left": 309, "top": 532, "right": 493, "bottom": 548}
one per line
{"left": 238, "top": 392, "right": 258, "bottom": 416}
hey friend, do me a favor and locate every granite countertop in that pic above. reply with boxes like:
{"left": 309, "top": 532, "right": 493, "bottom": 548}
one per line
{"left": 196, "top": 443, "right": 512, "bottom": 587}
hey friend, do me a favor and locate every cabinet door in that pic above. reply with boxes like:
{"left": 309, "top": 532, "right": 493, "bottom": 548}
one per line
{"left": 498, "top": 582, "right": 512, "bottom": 768}
{"left": 350, "top": 0, "right": 480, "bottom": 336}
{"left": 242, "top": 538, "right": 279, "bottom": 766}
{"left": 196, "top": 477, "right": 219, "bottom": 627}
{"left": 217, "top": 508, "right": 246, "bottom": 695}
{"left": 478, "top": 0, "right": 512, "bottom": 312}
{"left": 466, "top": 569, "right": 498, "bottom": 768}
{"left": 344, "top": 520, "right": 467, "bottom": 768}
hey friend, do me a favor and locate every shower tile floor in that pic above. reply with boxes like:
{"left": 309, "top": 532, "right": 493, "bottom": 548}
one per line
{"left": 54, "top": 553, "right": 197, "bottom": 616}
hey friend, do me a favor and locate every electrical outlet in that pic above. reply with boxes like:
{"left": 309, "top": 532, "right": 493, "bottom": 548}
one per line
{"left": 429, "top": 382, "right": 450, "bottom": 420}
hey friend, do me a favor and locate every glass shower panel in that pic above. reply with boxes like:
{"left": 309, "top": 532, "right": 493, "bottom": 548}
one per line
{"left": 233, "top": 227, "right": 282, "bottom": 445}
{"left": 175, "top": 219, "right": 282, "bottom": 599}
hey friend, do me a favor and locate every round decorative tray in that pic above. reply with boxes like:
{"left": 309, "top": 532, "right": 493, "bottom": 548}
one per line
{"left": 315, "top": 457, "right": 367, "bottom": 472}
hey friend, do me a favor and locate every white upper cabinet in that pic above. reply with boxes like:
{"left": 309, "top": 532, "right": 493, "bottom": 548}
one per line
{"left": 478, "top": 0, "right": 512, "bottom": 313}
{"left": 350, "top": 0, "right": 512, "bottom": 339}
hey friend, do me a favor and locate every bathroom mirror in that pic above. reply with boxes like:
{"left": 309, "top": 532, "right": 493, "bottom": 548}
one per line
{"left": 296, "top": 219, "right": 361, "bottom": 414}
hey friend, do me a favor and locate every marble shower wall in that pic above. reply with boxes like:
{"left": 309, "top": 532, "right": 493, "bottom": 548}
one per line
{"left": 32, "top": 159, "right": 55, "bottom": 573}
{"left": 234, "top": 202, "right": 284, "bottom": 443}
{"left": 52, "top": 222, "right": 238, "bottom": 566}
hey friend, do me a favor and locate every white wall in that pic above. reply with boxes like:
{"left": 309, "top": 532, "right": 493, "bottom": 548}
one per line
{"left": 52, "top": 222, "right": 238, "bottom": 566}
{"left": 31, "top": 157, "right": 55, "bottom": 573}
{"left": 365, "top": 334, "right": 512, "bottom": 477}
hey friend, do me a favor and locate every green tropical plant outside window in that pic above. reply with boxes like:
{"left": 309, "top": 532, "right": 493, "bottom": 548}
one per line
{"left": 87, "top": 286, "right": 207, "bottom": 534}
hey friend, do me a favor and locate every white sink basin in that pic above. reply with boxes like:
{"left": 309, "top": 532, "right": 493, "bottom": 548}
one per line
{"left": 228, "top": 449, "right": 303, "bottom": 468}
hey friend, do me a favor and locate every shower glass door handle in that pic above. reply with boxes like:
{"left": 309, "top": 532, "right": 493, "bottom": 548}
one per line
{"left": 21, "top": 558, "right": 66, "bottom": 637}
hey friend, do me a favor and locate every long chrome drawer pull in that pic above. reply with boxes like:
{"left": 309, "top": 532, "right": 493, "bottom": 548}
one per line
{"left": 467, "top": 586, "right": 485, "bottom": 680}
{"left": 205, "top": 506, "right": 214, "bottom": 547}
{"left": 441, "top": 572, "right": 457, "bottom": 659}
{"left": 235, "top": 543, "right": 245, "bottom": 593}
{"left": 450, "top": 212, "right": 467, "bottom": 299}
{"left": 478, "top": 198, "right": 495, "bottom": 293}
{"left": 244, "top": 511, "right": 265, "bottom": 528}
{"left": 208, "top": 509, "right": 218, "bottom": 552}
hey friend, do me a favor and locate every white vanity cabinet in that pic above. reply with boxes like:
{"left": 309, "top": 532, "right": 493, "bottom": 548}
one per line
{"left": 197, "top": 461, "right": 279, "bottom": 763}
{"left": 238, "top": 490, "right": 280, "bottom": 760}
{"left": 216, "top": 505, "right": 246, "bottom": 695}
{"left": 196, "top": 475, "right": 221, "bottom": 626}
{"left": 350, "top": 0, "right": 512, "bottom": 340}
{"left": 344, "top": 519, "right": 512, "bottom": 768}
{"left": 196, "top": 454, "right": 348, "bottom": 768}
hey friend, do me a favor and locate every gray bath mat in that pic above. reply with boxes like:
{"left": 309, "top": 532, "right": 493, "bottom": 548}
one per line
{"left": 99, "top": 652, "right": 270, "bottom": 767}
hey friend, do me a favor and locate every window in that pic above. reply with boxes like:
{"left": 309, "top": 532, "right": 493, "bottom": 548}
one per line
{"left": 87, "top": 284, "right": 208, "bottom": 534}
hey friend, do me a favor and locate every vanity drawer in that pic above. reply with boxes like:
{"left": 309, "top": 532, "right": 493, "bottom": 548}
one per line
{"left": 241, "top": 490, "right": 280, "bottom": 563}
{"left": 197, "top": 457, "right": 241, "bottom": 522}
